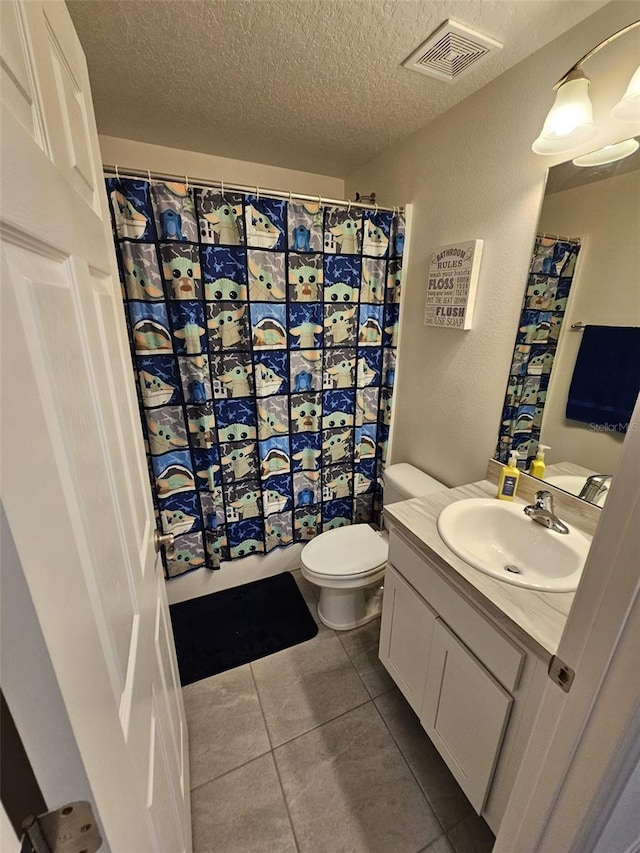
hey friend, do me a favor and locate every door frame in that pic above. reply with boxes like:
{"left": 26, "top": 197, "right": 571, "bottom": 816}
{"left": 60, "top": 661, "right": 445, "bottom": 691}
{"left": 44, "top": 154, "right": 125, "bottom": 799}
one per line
{"left": 495, "top": 396, "right": 640, "bottom": 851}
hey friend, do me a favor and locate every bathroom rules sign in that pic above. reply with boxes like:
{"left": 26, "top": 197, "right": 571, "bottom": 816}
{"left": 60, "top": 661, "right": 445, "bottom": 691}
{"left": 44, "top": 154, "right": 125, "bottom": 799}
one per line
{"left": 424, "top": 239, "right": 483, "bottom": 330}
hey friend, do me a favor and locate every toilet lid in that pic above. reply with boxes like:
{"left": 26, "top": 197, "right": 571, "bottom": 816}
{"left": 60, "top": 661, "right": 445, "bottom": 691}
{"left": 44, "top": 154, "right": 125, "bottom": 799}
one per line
{"left": 301, "top": 525, "right": 388, "bottom": 577}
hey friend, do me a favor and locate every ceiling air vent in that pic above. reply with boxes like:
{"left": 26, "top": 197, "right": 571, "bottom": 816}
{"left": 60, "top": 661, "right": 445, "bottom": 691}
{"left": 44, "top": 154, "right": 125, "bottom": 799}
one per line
{"left": 403, "top": 20, "right": 502, "bottom": 82}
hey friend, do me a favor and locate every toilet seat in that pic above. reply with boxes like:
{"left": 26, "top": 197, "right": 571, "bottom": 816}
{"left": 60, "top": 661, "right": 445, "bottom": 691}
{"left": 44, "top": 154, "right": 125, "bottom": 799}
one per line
{"left": 301, "top": 524, "right": 388, "bottom": 580}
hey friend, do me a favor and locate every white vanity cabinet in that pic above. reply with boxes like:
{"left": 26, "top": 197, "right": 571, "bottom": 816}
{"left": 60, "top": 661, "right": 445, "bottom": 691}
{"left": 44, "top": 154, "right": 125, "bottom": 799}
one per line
{"left": 379, "top": 527, "right": 548, "bottom": 831}
{"left": 379, "top": 565, "right": 436, "bottom": 712}
{"left": 420, "top": 618, "right": 512, "bottom": 813}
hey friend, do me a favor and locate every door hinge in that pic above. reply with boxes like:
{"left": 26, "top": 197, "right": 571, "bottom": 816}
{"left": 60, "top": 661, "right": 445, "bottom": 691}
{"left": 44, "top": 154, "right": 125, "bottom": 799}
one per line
{"left": 20, "top": 801, "right": 102, "bottom": 853}
{"left": 548, "top": 655, "right": 575, "bottom": 693}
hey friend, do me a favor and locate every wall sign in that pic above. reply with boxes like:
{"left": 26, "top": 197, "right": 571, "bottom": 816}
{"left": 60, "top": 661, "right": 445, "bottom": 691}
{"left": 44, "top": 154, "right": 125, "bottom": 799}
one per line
{"left": 424, "top": 239, "right": 483, "bottom": 330}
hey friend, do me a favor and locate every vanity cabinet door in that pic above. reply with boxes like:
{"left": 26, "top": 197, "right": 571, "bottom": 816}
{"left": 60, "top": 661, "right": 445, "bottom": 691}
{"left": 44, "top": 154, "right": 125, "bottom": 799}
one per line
{"left": 379, "top": 565, "right": 436, "bottom": 713}
{"left": 420, "top": 619, "right": 513, "bottom": 814}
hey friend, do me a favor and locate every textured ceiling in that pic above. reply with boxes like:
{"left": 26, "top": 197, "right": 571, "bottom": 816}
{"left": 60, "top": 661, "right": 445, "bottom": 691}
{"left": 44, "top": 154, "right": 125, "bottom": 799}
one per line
{"left": 68, "top": 0, "right": 609, "bottom": 178}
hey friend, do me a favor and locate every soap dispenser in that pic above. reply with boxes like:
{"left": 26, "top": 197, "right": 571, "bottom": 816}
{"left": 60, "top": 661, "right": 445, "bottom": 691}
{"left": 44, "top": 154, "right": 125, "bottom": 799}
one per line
{"left": 529, "top": 444, "right": 550, "bottom": 479}
{"left": 497, "top": 451, "right": 521, "bottom": 501}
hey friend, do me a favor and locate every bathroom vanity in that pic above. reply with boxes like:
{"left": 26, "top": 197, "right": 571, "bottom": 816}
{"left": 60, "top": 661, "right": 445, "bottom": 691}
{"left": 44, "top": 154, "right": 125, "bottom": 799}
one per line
{"left": 378, "top": 477, "right": 590, "bottom": 834}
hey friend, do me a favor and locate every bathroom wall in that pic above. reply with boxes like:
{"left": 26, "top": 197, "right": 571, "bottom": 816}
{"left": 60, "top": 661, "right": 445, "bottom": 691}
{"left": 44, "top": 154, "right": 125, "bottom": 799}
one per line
{"left": 538, "top": 170, "right": 640, "bottom": 474}
{"left": 98, "top": 135, "right": 344, "bottom": 198}
{"left": 345, "top": 1, "right": 640, "bottom": 488}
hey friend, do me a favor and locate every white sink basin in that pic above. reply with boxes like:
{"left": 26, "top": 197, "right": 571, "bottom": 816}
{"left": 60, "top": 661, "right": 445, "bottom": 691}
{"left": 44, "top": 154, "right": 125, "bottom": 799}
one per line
{"left": 545, "top": 474, "right": 607, "bottom": 507}
{"left": 437, "top": 498, "right": 591, "bottom": 592}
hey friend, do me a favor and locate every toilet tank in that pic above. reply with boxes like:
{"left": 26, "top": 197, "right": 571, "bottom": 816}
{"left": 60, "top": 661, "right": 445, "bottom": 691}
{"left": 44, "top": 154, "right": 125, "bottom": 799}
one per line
{"left": 383, "top": 463, "right": 445, "bottom": 506}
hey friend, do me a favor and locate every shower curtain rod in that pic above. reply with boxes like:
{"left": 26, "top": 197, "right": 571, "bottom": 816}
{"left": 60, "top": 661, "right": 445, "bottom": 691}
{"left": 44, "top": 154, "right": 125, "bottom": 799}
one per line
{"left": 103, "top": 165, "right": 403, "bottom": 213}
{"left": 537, "top": 230, "right": 581, "bottom": 244}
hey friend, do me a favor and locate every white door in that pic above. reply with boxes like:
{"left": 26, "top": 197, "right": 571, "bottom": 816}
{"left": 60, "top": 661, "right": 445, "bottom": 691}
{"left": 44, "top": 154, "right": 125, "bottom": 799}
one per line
{"left": 0, "top": 2, "right": 190, "bottom": 851}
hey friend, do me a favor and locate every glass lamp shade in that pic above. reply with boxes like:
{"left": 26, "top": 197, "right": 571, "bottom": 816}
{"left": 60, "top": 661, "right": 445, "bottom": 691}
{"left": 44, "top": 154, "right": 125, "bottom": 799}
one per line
{"left": 572, "top": 137, "right": 639, "bottom": 167}
{"left": 611, "top": 65, "right": 640, "bottom": 122}
{"left": 532, "top": 75, "right": 597, "bottom": 155}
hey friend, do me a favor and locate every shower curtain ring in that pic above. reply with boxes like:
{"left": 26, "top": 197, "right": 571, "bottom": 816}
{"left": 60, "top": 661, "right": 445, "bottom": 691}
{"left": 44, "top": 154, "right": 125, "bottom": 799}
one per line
{"left": 147, "top": 169, "right": 152, "bottom": 183}
{"left": 256, "top": 185, "right": 260, "bottom": 201}
{"left": 347, "top": 199, "right": 351, "bottom": 213}
{"left": 317, "top": 195, "right": 322, "bottom": 206}
{"left": 115, "top": 164, "right": 120, "bottom": 182}
{"left": 374, "top": 202, "right": 379, "bottom": 214}
{"left": 289, "top": 190, "right": 293, "bottom": 203}
{"left": 185, "top": 174, "right": 189, "bottom": 191}
{"left": 220, "top": 179, "right": 225, "bottom": 198}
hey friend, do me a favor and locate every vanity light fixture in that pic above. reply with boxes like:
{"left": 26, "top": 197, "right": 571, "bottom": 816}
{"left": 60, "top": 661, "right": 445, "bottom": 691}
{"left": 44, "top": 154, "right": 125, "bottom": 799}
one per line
{"left": 532, "top": 20, "right": 640, "bottom": 156}
{"left": 572, "top": 137, "right": 639, "bottom": 167}
{"left": 611, "top": 65, "right": 640, "bottom": 121}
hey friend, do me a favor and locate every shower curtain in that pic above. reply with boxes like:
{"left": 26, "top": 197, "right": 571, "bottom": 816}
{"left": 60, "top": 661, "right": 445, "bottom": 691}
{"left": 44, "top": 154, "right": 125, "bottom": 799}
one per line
{"left": 105, "top": 176, "right": 404, "bottom": 577}
{"left": 496, "top": 234, "right": 581, "bottom": 468}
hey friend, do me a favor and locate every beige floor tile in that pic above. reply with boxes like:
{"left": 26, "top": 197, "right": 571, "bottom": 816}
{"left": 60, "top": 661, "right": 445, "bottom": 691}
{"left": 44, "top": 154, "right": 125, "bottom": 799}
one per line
{"left": 191, "top": 753, "right": 297, "bottom": 853}
{"left": 183, "top": 664, "right": 271, "bottom": 788}
{"left": 375, "top": 688, "right": 474, "bottom": 831}
{"left": 447, "top": 813, "right": 495, "bottom": 853}
{"left": 274, "top": 702, "right": 442, "bottom": 853}
{"left": 338, "top": 617, "right": 395, "bottom": 697}
{"left": 251, "top": 625, "right": 369, "bottom": 746}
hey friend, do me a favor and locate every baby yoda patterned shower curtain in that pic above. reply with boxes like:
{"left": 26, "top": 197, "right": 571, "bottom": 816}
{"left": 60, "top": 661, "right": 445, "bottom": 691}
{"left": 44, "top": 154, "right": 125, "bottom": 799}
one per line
{"left": 496, "top": 234, "right": 580, "bottom": 468}
{"left": 105, "top": 175, "right": 404, "bottom": 577}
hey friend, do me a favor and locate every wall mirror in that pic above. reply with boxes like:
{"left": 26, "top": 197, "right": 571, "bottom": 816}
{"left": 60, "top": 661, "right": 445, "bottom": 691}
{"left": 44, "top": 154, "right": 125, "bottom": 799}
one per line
{"left": 495, "top": 137, "right": 640, "bottom": 507}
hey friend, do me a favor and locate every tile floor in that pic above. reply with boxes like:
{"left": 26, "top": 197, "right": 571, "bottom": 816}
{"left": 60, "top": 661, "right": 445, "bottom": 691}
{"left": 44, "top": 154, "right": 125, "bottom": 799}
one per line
{"left": 184, "top": 571, "right": 495, "bottom": 853}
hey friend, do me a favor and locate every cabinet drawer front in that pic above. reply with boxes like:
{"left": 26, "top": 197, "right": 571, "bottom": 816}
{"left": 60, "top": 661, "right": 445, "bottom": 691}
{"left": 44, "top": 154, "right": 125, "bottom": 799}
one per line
{"left": 389, "top": 530, "right": 524, "bottom": 692}
{"left": 421, "top": 619, "right": 513, "bottom": 814}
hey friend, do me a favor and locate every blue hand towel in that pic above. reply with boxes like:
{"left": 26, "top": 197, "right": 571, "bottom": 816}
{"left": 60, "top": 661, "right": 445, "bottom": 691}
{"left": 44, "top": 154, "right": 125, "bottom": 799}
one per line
{"left": 566, "top": 325, "right": 640, "bottom": 433}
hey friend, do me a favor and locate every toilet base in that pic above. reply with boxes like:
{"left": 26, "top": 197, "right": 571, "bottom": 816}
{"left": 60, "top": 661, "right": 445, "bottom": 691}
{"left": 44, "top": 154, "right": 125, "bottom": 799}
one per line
{"left": 316, "top": 582, "right": 384, "bottom": 631}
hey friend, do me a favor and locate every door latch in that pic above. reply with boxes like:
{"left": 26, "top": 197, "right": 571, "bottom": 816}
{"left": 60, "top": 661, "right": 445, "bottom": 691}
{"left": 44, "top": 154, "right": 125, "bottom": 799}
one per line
{"left": 20, "top": 801, "right": 102, "bottom": 853}
{"left": 548, "top": 655, "right": 575, "bottom": 693}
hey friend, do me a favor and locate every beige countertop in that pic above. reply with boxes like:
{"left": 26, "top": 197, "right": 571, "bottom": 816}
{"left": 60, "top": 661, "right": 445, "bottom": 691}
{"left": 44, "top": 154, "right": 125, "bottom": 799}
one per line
{"left": 384, "top": 479, "right": 583, "bottom": 660}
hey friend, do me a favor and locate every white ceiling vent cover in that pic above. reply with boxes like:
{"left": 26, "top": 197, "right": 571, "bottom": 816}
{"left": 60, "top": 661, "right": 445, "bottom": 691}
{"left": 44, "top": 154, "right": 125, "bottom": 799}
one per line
{"left": 404, "top": 20, "right": 502, "bottom": 82}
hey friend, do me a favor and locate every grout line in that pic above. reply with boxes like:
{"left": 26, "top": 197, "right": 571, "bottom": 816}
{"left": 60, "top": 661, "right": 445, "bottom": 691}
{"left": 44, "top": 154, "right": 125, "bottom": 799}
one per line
{"left": 249, "top": 663, "right": 301, "bottom": 851}
{"left": 271, "top": 696, "right": 373, "bottom": 751}
{"left": 445, "top": 811, "right": 494, "bottom": 853}
{"left": 249, "top": 661, "right": 274, "bottom": 750}
{"left": 189, "top": 748, "right": 273, "bottom": 793}
{"left": 336, "top": 625, "right": 377, "bottom": 698}
{"left": 370, "top": 696, "right": 447, "bottom": 836}
{"left": 336, "top": 617, "right": 393, "bottom": 702}
{"left": 184, "top": 666, "right": 276, "bottom": 790}
{"left": 416, "top": 838, "right": 450, "bottom": 853}
{"left": 445, "top": 826, "right": 466, "bottom": 853}
{"left": 270, "top": 746, "right": 301, "bottom": 853}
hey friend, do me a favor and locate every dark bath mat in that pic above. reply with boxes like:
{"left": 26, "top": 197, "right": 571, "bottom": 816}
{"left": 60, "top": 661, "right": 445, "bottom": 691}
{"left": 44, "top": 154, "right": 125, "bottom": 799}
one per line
{"left": 169, "top": 572, "right": 318, "bottom": 686}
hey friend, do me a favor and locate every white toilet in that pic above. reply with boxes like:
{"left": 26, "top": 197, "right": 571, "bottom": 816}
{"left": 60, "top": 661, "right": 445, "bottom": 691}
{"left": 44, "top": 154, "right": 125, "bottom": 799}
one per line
{"left": 300, "top": 463, "right": 446, "bottom": 630}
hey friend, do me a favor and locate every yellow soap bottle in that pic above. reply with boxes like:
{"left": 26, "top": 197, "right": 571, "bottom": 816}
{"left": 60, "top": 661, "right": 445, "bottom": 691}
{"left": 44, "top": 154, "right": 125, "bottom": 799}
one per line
{"left": 529, "top": 444, "right": 550, "bottom": 479}
{"left": 497, "top": 451, "right": 521, "bottom": 501}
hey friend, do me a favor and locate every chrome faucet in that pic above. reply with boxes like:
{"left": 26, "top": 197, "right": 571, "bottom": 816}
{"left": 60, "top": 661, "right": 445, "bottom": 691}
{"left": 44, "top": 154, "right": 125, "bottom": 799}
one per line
{"left": 578, "top": 474, "right": 612, "bottom": 505}
{"left": 524, "top": 490, "right": 570, "bottom": 534}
